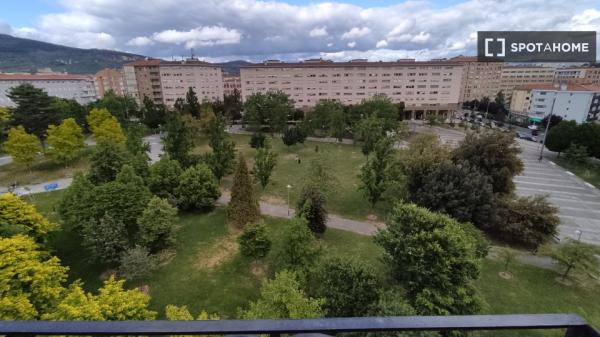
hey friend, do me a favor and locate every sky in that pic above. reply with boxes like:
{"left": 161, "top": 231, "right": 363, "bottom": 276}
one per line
{"left": 1, "top": 0, "right": 599, "bottom": 62}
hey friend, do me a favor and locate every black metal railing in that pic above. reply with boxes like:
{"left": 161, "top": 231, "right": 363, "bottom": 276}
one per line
{"left": 0, "top": 314, "right": 598, "bottom": 337}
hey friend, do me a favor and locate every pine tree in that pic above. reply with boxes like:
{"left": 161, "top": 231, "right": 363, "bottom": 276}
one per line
{"left": 46, "top": 118, "right": 85, "bottom": 164}
{"left": 3, "top": 126, "right": 42, "bottom": 168}
{"left": 7, "top": 84, "right": 58, "bottom": 139}
{"left": 228, "top": 154, "right": 260, "bottom": 227}
{"left": 296, "top": 186, "right": 328, "bottom": 234}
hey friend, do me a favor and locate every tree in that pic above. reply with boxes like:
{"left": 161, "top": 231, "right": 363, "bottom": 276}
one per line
{"left": 7, "top": 84, "right": 57, "bottom": 139}
{"left": 296, "top": 186, "right": 327, "bottom": 234}
{"left": 51, "top": 98, "right": 87, "bottom": 128}
{"left": 564, "top": 144, "right": 588, "bottom": 164}
{"left": 228, "top": 154, "right": 261, "bottom": 227}
{"left": 359, "top": 137, "right": 394, "bottom": 207}
{"left": 547, "top": 240, "right": 599, "bottom": 281}
{"left": 91, "top": 165, "right": 152, "bottom": 232}
{"left": 409, "top": 161, "right": 495, "bottom": 229}
{"left": 375, "top": 203, "right": 483, "bottom": 315}
{"left": 253, "top": 145, "right": 278, "bottom": 188}
{"left": 351, "top": 94, "right": 399, "bottom": 132}
{"left": 137, "top": 196, "right": 178, "bottom": 252}
{"left": 354, "top": 113, "right": 385, "bottom": 156}
{"left": 453, "top": 131, "right": 523, "bottom": 195}
{"left": 282, "top": 126, "right": 300, "bottom": 146}
{"left": 545, "top": 120, "right": 578, "bottom": 156}
{"left": 58, "top": 173, "right": 95, "bottom": 231}
{"left": 87, "top": 107, "right": 113, "bottom": 132}
{"left": 238, "top": 222, "right": 272, "bottom": 259}
{"left": 81, "top": 212, "right": 130, "bottom": 264}
{"left": 141, "top": 96, "right": 166, "bottom": 129}
{"left": 491, "top": 195, "right": 559, "bottom": 249}
{"left": 3, "top": 126, "right": 41, "bottom": 168}
{"left": 205, "top": 115, "right": 236, "bottom": 180}
{"left": 118, "top": 246, "right": 158, "bottom": 281}
{"left": 175, "top": 164, "right": 221, "bottom": 211}
{"left": 41, "top": 282, "right": 104, "bottom": 321}
{"left": 163, "top": 113, "right": 194, "bottom": 166}
{"left": 185, "top": 87, "right": 201, "bottom": 117}
{"left": 307, "top": 257, "right": 380, "bottom": 317}
{"left": 401, "top": 133, "right": 451, "bottom": 197}
{"left": 90, "top": 90, "right": 139, "bottom": 124}
{"left": 272, "top": 218, "right": 320, "bottom": 271}
{"left": 303, "top": 157, "right": 339, "bottom": 194}
{"left": 242, "top": 270, "right": 324, "bottom": 319}
{"left": 88, "top": 142, "right": 128, "bottom": 184}
{"left": 166, "top": 304, "right": 219, "bottom": 323}
{"left": 92, "top": 115, "right": 126, "bottom": 145}
{"left": 498, "top": 247, "right": 518, "bottom": 274}
{"left": 0, "top": 235, "right": 68, "bottom": 319}
{"left": 574, "top": 123, "right": 600, "bottom": 159}
{"left": 244, "top": 91, "right": 293, "bottom": 133}
{"left": 148, "top": 156, "right": 183, "bottom": 201}
{"left": 541, "top": 115, "right": 563, "bottom": 130}
{"left": 95, "top": 276, "right": 156, "bottom": 320}
{"left": 223, "top": 88, "right": 243, "bottom": 121}
{"left": 46, "top": 118, "right": 85, "bottom": 164}
{"left": 312, "top": 100, "right": 346, "bottom": 141}
{"left": 0, "top": 193, "right": 57, "bottom": 241}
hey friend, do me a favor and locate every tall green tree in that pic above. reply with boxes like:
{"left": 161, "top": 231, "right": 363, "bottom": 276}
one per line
{"left": 359, "top": 137, "right": 394, "bottom": 207}
{"left": 453, "top": 131, "right": 523, "bottom": 195}
{"left": 351, "top": 94, "right": 399, "bottom": 131}
{"left": 81, "top": 212, "right": 129, "bottom": 264}
{"left": 58, "top": 173, "right": 95, "bottom": 231}
{"left": 90, "top": 90, "right": 139, "bottom": 124}
{"left": 296, "top": 186, "right": 328, "bottom": 234}
{"left": 137, "top": 196, "right": 178, "bottom": 252}
{"left": 272, "top": 218, "right": 320, "bottom": 271}
{"left": 244, "top": 91, "right": 293, "bottom": 134}
{"left": 7, "top": 84, "right": 58, "bottom": 139}
{"left": 401, "top": 133, "right": 452, "bottom": 197}
{"left": 307, "top": 257, "right": 380, "bottom": 317}
{"left": 228, "top": 154, "right": 261, "bottom": 227}
{"left": 141, "top": 96, "right": 166, "bottom": 129}
{"left": 375, "top": 203, "right": 483, "bottom": 315}
{"left": 88, "top": 142, "right": 128, "bottom": 184}
{"left": 205, "top": 115, "right": 236, "bottom": 180}
{"left": 46, "top": 118, "right": 85, "bottom": 164}
{"left": 545, "top": 120, "right": 578, "bottom": 156}
{"left": 3, "top": 126, "right": 41, "bottom": 168}
{"left": 175, "top": 164, "right": 221, "bottom": 211}
{"left": 253, "top": 144, "right": 278, "bottom": 188}
{"left": 51, "top": 98, "right": 87, "bottom": 127}
{"left": 185, "top": 87, "right": 201, "bottom": 117}
{"left": 162, "top": 113, "right": 194, "bottom": 166}
{"left": 148, "top": 156, "right": 183, "bottom": 200}
{"left": 354, "top": 113, "right": 385, "bottom": 157}
{"left": 223, "top": 88, "right": 243, "bottom": 120}
{"left": 242, "top": 270, "right": 324, "bottom": 319}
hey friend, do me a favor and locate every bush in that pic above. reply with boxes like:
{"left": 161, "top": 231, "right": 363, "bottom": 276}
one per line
{"left": 491, "top": 196, "right": 559, "bottom": 250}
{"left": 137, "top": 196, "right": 178, "bottom": 252}
{"left": 175, "top": 164, "right": 221, "bottom": 211}
{"left": 272, "top": 218, "right": 320, "bottom": 272}
{"left": 282, "top": 127, "right": 298, "bottom": 146}
{"left": 564, "top": 144, "right": 588, "bottom": 164}
{"left": 118, "top": 246, "right": 158, "bottom": 281}
{"left": 250, "top": 132, "right": 266, "bottom": 149}
{"left": 238, "top": 223, "right": 271, "bottom": 259}
{"left": 296, "top": 186, "right": 328, "bottom": 234}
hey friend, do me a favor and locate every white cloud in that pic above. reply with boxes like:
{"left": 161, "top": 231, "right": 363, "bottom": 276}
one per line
{"left": 327, "top": 42, "right": 334, "bottom": 47}
{"left": 153, "top": 26, "right": 241, "bottom": 48}
{"left": 341, "top": 26, "right": 371, "bottom": 39}
{"left": 127, "top": 36, "right": 154, "bottom": 47}
{"left": 376, "top": 40, "right": 388, "bottom": 48}
{"left": 347, "top": 41, "right": 356, "bottom": 48}
{"left": 309, "top": 26, "right": 328, "bottom": 37}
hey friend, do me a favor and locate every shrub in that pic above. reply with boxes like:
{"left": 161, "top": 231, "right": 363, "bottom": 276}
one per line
{"left": 296, "top": 186, "right": 328, "bottom": 234}
{"left": 238, "top": 223, "right": 271, "bottom": 259}
{"left": 118, "top": 246, "right": 158, "bottom": 281}
{"left": 272, "top": 218, "right": 320, "bottom": 272}
{"left": 250, "top": 132, "right": 266, "bottom": 148}
{"left": 564, "top": 144, "right": 588, "bottom": 165}
{"left": 175, "top": 164, "right": 221, "bottom": 211}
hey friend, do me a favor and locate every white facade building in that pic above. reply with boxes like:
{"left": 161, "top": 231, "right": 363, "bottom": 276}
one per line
{"left": 524, "top": 83, "right": 600, "bottom": 123}
{"left": 0, "top": 73, "right": 97, "bottom": 106}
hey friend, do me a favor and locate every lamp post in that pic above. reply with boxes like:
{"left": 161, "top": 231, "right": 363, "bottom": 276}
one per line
{"left": 286, "top": 184, "right": 292, "bottom": 216}
{"left": 539, "top": 82, "right": 565, "bottom": 161}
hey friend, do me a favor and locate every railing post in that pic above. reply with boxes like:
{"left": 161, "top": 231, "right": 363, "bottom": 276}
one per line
{"left": 270, "top": 333, "right": 281, "bottom": 337}
{"left": 566, "top": 326, "right": 600, "bottom": 337}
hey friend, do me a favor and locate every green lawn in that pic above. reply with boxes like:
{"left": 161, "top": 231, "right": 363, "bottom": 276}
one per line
{"left": 200, "top": 134, "right": 393, "bottom": 221}
{"left": 0, "top": 148, "right": 92, "bottom": 186}
{"left": 555, "top": 158, "right": 600, "bottom": 189}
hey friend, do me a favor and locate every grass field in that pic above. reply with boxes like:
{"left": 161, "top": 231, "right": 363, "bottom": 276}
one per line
{"left": 29, "top": 191, "right": 600, "bottom": 327}
{"left": 555, "top": 158, "right": 600, "bottom": 189}
{"left": 0, "top": 148, "right": 92, "bottom": 186}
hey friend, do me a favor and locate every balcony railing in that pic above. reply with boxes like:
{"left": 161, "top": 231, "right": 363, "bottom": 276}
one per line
{"left": 0, "top": 314, "right": 598, "bottom": 337}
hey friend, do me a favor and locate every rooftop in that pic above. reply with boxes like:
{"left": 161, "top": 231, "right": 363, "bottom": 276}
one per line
{"left": 0, "top": 73, "right": 94, "bottom": 81}
{"left": 516, "top": 83, "right": 600, "bottom": 92}
{"left": 241, "top": 59, "right": 463, "bottom": 68}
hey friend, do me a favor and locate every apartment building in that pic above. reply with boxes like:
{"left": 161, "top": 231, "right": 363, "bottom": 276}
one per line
{"left": 240, "top": 59, "right": 464, "bottom": 119}
{"left": 0, "top": 73, "right": 96, "bottom": 106}
{"left": 500, "top": 65, "right": 555, "bottom": 103}
{"left": 123, "top": 59, "right": 163, "bottom": 104}
{"left": 94, "top": 68, "right": 125, "bottom": 98}
{"left": 451, "top": 56, "right": 503, "bottom": 103}
{"left": 223, "top": 74, "right": 241, "bottom": 96}
{"left": 554, "top": 67, "right": 600, "bottom": 85}
{"left": 511, "top": 83, "right": 600, "bottom": 123}
{"left": 159, "top": 60, "right": 223, "bottom": 108}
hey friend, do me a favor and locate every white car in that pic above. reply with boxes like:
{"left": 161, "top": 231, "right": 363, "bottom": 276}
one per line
{"left": 528, "top": 125, "right": 539, "bottom": 131}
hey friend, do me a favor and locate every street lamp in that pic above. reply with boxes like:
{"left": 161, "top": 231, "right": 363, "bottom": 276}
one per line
{"left": 538, "top": 82, "right": 565, "bottom": 161}
{"left": 286, "top": 184, "right": 292, "bottom": 216}
{"left": 575, "top": 229, "right": 583, "bottom": 242}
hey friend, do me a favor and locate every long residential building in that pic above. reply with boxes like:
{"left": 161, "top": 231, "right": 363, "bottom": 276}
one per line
{"left": 554, "top": 66, "right": 600, "bottom": 85}
{"left": 240, "top": 59, "right": 464, "bottom": 119}
{"left": 0, "top": 73, "right": 96, "bottom": 107}
{"left": 223, "top": 74, "right": 241, "bottom": 96}
{"left": 94, "top": 68, "right": 125, "bottom": 98}
{"left": 499, "top": 65, "right": 555, "bottom": 102}
{"left": 159, "top": 60, "right": 223, "bottom": 108}
{"left": 451, "top": 56, "right": 503, "bottom": 103}
{"left": 510, "top": 83, "right": 600, "bottom": 123}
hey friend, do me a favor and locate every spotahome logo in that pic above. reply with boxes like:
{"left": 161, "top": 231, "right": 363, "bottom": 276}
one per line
{"left": 477, "top": 31, "right": 596, "bottom": 62}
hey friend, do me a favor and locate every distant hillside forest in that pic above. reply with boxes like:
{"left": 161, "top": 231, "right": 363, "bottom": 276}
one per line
{"left": 0, "top": 34, "right": 252, "bottom": 75}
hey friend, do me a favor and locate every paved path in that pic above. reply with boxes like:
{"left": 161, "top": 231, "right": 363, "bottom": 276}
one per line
{"left": 427, "top": 126, "right": 600, "bottom": 245}
{"left": 216, "top": 191, "right": 383, "bottom": 235}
